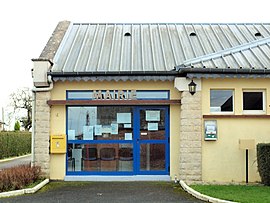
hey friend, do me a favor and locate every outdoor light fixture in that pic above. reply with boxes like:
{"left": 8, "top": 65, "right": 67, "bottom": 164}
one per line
{"left": 188, "top": 80, "right": 197, "bottom": 95}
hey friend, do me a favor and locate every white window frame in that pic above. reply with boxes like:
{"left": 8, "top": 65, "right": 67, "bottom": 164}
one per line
{"left": 210, "top": 89, "right": 234, "bottom": 115}
{"left": 242, "top": 90, "right": 266, "bottom": 115}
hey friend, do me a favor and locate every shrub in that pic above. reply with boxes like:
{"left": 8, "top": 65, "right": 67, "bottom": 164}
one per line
{"left": 257, "top": 143, "right": 270, "bottom": 186}
{"left": 0, "top": 131, "right": 31, "bottom": 159}
{"left": 0, "top": 164, "right": 41, "bottom": 192}
{"left": 14, "top": 121, "right": 21, "bottom": 131}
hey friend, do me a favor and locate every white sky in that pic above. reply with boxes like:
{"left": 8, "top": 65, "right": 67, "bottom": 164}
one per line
{"left": 0, "top": 0, "right": 269, "bottom": 111}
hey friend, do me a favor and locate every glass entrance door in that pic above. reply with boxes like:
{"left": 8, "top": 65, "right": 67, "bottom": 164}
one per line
{"left": 135, "top": 107, "right": 169, "bottom": 175}
{"left": 66, "top": 106, "right": 169, "bottom": 175}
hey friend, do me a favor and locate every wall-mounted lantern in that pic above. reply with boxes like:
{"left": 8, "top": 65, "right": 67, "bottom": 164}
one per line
{"left": 188, "top": 80, "right": 197, "bottom": 95}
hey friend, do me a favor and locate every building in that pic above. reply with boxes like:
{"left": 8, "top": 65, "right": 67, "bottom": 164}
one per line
{"left": 32, "top": 21, "right": 270, "bottom": 183}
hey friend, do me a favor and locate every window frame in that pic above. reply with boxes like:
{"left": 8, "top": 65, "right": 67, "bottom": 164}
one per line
{"left": 242, "top": 89, "right": 266, "bottom": 115}
{"left": 210, "top": 89, "right": 235, "bottom": 115}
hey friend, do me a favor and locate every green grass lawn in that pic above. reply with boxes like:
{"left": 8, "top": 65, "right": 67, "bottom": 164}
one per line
{"left": 191, "top": 184, "right": 270, "bottom": 203}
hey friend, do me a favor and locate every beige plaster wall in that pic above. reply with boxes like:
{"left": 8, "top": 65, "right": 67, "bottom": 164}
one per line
{"left": 202, "top": 78, "right": 270, "bottom": 183}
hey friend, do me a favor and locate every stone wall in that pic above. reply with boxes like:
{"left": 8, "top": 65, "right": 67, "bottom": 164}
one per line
{"left": 179, "top": 91, "right": 202, "bottom": 182}
{"left": 33, "top": 91, "right": 51, "bottom": 177}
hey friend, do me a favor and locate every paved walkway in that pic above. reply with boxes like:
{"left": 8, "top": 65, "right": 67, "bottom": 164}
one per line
{"left": 0, "top": 155, "right": 31, "bottom": 170}
{"left": 0, "top": 181, "right": 204, "bottom": 203}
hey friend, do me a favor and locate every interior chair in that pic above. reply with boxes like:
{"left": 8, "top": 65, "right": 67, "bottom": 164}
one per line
{"left": 81, "top": 147, "right": 98, "bottom": 171}
{"left": 118, "top": 147, "right": 133, "bottom": 171}
{"left": 100, "top": 148, "right": 116, "bottom": 171}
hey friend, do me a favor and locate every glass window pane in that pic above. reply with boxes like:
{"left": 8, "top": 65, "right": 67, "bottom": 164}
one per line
{"left": 136, "top": 91, "right": 169, "bottom": 100}
{"left": 140, "top": 144, "right": 165, "bottom": 171}
{"left": 243, "top": 92, "right": 263, "bottom": 110}
{"left": 140, "top": 109, "right": 166, "bottom": 140}
{"left": 67, "top": 91, "right": 93, "bottom": 100}
{"left": 67, "top": 106, "right": 133, "bottom": 141}
{"left": 67, "top": 143, "right": 133, "bottom": 172}
{"left": 210, "top": 90, "right": 233, "bottom": 112}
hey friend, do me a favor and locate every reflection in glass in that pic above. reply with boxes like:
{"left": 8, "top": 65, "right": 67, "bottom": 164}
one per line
{"left": 67, "top": 143, "right": 133, "bottom": 172}
{"left": 210, "top": 90, "right": 233, "bottom": 112}
{"left": 67, "top": 106, "right": 133, "bottom": 140}
{"left": 140, "top": 109, "right": 165, "bottom": 140}
{"left": 140, "top": 144, "right": 165, "bottom": 171}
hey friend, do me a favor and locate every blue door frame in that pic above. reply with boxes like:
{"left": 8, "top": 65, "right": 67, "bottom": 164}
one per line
{"left": 66, "top": 105, "right": 170, "bottom": 176}
{"left": 133, "top": 106, "right": 170, "bottom": 175}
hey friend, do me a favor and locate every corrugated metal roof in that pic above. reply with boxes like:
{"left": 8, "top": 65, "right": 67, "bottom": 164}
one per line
{"left": 51, "top": 23, "right": 270, "bottom": 75}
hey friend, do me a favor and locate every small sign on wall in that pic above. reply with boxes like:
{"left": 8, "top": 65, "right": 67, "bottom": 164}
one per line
{"left": 204, "top": 120, "right": 217, "bottom": 141}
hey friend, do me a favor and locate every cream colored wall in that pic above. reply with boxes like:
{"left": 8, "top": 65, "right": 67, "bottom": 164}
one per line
{"left": 202, "top": 78, "right": 270, "bottom": 183}
{"left": 170, "top": 105, "right": 180, "bottom": 179}
{"left": 49, "top": 80, "right": 181, "bottom": 180}
{"left": 50, "top": 105, "right": 66, "bottom": 179}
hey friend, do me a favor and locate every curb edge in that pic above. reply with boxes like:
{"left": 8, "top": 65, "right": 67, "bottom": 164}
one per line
{"left": 0, "top": 179, "right": 49, "bottom": 198}
{"left": 0, "top": 154, "right": 31, "bottom": 163}
{"left": 179, "top": 180, "right": 238, "bottom": 203}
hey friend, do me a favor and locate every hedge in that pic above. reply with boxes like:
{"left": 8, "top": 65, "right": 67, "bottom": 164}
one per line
{"left": 0, "top": 132, "right": 31, "bottom": 159}
{"left": 257, "top": 143, "right": 270, "bottom": 186}
{"left": 0, "top": 164, "right": 41, "bottom": 192}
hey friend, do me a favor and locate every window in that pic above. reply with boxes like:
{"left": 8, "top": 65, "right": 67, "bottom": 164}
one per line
{"left": 243, "top": 90, "right": 265, "bottom": 114}
{"left": 210, "top": 90, "right": 234, "bottom": 113}
{"left": 67, "top": 106, "right": 133, "bottom": 141}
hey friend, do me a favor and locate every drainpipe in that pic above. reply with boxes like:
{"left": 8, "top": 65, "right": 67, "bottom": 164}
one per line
{"left": 31, "top": 75, "right": 53, "bottom": 166}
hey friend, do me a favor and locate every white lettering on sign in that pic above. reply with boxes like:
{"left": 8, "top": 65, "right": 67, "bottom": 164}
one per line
{"left": 93, "top": 90, "right": 137, "bottom": 100}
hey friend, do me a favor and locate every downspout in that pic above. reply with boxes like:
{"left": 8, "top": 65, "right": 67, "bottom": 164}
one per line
{"left": 31, "top": 75, "right": 53, "bottom": 166}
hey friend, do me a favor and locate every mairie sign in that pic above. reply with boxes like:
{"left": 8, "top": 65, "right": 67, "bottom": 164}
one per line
{"left": 93, "top": 90, "right": 137, "bottom": 100}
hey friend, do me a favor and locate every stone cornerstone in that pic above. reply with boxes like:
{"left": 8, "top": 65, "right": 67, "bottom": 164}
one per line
{"left": 179, "top": 91, "right": 202, "bottom": 182}
{"left": 33, "top": 91, "right": 51, "bottom": 177}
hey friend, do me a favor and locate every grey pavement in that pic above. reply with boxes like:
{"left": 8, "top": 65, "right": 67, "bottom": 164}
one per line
{"left": 0, "top": 181, "right": 204, "bottom": 203}
{"left": 0, "top": 155, "right": 31, "bottom": 170}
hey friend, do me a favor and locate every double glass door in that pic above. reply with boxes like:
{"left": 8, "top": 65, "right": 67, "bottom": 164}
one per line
{"left": 66, "top": 106, "right": 169, "bottom": 175}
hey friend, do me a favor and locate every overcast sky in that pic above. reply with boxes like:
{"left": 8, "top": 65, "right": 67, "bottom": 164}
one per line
{"left": 0, "top": 0, "right": 269, "bottom": 112}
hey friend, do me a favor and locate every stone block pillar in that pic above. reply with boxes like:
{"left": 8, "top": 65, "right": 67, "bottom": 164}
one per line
{"left": 174, "top": 77, "right": 203, "bottom": 182}
{"left": 33, "top": 91, "right": 51, "bottom": 177}
{"left": 179, "top": 90, "right": 202, "bottom": 182}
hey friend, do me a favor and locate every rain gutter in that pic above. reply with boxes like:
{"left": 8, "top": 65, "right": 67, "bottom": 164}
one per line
{"left": 48, "top": 70, "right": 179, "bottom": 77}
{"left": 175, "top": 66, "right": 270, "bottom": 77}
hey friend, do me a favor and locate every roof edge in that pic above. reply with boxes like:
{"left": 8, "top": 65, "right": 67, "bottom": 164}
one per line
{"left": 48, "top": 70, "right": 178, "bottom": 77}
{"left": 39, "top": 20, "right": 71, "bottom": 60}
{"left": 32, "top": 58, "right": 53, "bottom": 66}
{"left": 177, "top": 67, "right": 270, "bottom": 76}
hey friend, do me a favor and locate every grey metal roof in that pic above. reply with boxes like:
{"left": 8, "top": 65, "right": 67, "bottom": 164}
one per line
{"left": 50, "top": 22, "right": 270, "bottom": 76}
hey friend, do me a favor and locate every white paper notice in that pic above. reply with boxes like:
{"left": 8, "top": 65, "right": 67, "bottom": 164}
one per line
{"left": 88, "top": 107, "right": 97, "bottom": 126}
{"left": 95, "top": 125, "right": 102, "bottom": 136}
{"left": 102, "top": 125, "right": 112, "bottom": 134}
{"left": 125, "top": 133, "right": 132, "bottom": 140}
{"left": 111, "top": 123, "right": 118, "bottom": 134}
{"left": 83, "top": 126, "right": 94, "bottom": 140}
{"left": 146, "top": 111, "right": 160, "bottom": 121}
{"left": 148, "top": 123, "right": 158, "bottom": 131}
{"left": 68, "top": 130, "right": 76, "bottom": 140}
{"left": 117, "top": 113, "right": 131, "bottom": 123}
{"left": 206, "top": 125, "right": 216, "bottom": 134}
{"left": 124, "top": 123, "right": 132, "bottom": 128}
